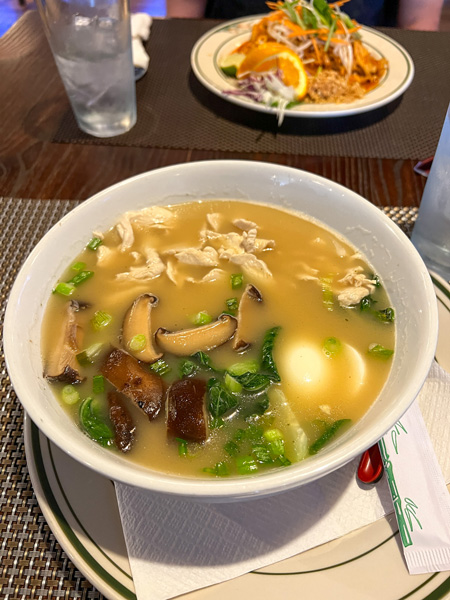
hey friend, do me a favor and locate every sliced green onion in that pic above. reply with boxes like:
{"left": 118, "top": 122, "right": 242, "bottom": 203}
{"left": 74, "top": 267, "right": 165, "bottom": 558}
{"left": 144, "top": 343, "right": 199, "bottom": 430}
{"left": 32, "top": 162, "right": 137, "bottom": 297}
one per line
{"left": 252, "top": 445, "right": 273, "bottom": 464}
{"left": 129, "top": 334, "right": 146, "bottom": 352}
{"left": 225, "top": 297, "right": 239, "bottom": 314}
{"left": 87, "top": 237, "right": 103, "bottom": 251}
{"left": 91, "top": 310, "right": 112, "bottom": 331}
{"left": 175, "top": 437, "right": 188, "bottom": 457}
{"left": 263, "top": 428, "right": 283, "bottom": 442}
{"left": 368, "top": 344, "right": 394, "bottom": 359}
{"left": 268, "top": 438, "right": 285, "bottom": 457}
{"left": 324, "top": 17, "right": 337, "bottom": 52}
{"left": 76, "top": 342, "right": 103, "bottom": 366}
{"left": 236, "top": 455, "right": 258, "bottom": 474}
{"left": 71, "top": 261, "right": 86, "bottom": 272}
{"left": 61, "top": 385, "right": 80, "bottom": 405}
{"left": 320, "top": 276, "right": 334, "bottom": 311}
{"left": 323, "top": 337, "right": 342, "bottom": 357}
{"left": 67, "top": 270, "right": 94, "bottom": 287}
{"left": 224, "top": 372, "right": 243, "bottom": 394}
{"left": 149, "top": 359, "right": 171, "bottom": 376}
{"left": 192, "top": 311, "right": 212, "bottom": 326}
{"left": 231, "top": 273, "right": 243, "bottom": 289}
{"left": 53, "top": 282, "right": 76, "bottom": 296}
{"left": 92, "top": 375, "right": 105, "bottom": 395}
{"left": 227, "top": 360, "right": 259, "bottom": 376}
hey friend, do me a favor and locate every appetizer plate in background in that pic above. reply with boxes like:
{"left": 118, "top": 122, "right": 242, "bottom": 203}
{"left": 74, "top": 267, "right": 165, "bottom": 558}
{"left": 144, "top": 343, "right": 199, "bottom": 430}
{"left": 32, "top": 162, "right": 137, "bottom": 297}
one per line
{"left": 24, "top": 273, "right": 450, "bottom": 600}
{"left": 190, "top": 16, "right": 414, "bottom": 119}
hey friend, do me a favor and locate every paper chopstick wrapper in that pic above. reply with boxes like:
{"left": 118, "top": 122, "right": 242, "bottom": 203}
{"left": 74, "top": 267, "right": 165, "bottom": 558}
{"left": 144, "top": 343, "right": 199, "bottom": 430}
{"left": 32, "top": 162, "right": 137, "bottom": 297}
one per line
{"left": 116, "top": 362, "right": 450, "bottom": 600}
{"left": 131, "top": 13, "right": 152, "bottom": 71}
{"left": 380, "top": 397, "right": 450, "bottom": 574}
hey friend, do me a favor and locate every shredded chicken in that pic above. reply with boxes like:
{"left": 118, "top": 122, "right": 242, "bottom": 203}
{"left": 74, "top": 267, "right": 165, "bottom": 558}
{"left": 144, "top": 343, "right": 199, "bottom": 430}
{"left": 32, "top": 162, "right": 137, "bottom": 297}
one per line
{"left": 337, "top": 286, "right": 372, "bottom": 307}
{"left": 206, "top": 213, "right": 222, "bottom": 231}
{"left": 335, "top": 266, "right": 377, "bottom": 307}
{"left": 116, "top": 248, "right": 166, "bottom": 281}
{"left": 116, "top": 218, "right": 135, "bottom": 252}
{"left": 223, "top": 252, "right": 272, "bottom": 278}
{"left": 125, "top": 206, "right": 175, "bottom": 229}
{"left": 173, "top": 246, "right": 219, "bottom": 267}
{"left": 96, "top": 245, "right": 114, "bottom": 266}
{"left": 242, "top": 228, "right": 275, "bottom": 253}
{"left": 233, "top": 218, "right": 258, "bottom": 232}
{"left": 338, "top": 266, "right": 376, "bottom": 290}
{"left": 186, "top": 268, "right": 226, "bottom": 284}
{"left": 165, "top": 260, "right": 178, "bottom": 285}
{"left": 200, "top": 230, "right": 244, "bottom": 252}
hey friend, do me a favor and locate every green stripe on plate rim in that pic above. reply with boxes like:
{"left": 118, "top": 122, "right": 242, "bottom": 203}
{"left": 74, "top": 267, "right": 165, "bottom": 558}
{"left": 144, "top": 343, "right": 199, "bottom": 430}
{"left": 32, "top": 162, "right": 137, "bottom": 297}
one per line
{"left": 29, "top": 275, "right": 450, "bottom": 599}
{"left": 30, "top": 421, "right": 136, "bottom": 600}
{"left": 192, "top": 17, "right": 412, "bottom": 112}
{"left": 46, "top": 436, "right": 131, "bottom": 581}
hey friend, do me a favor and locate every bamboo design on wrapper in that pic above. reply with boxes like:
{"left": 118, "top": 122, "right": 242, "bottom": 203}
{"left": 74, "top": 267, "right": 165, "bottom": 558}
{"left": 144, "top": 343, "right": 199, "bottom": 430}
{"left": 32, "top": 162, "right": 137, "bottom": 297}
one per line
{"left": 378, "top": 435, "right": 413, "bottom": 547}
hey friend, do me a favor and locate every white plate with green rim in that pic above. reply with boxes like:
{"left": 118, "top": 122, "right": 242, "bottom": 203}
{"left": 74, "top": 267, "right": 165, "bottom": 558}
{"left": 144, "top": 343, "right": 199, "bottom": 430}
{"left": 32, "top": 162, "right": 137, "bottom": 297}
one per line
{"left": 190, "top": 16, "right": 414, "bottom": 119}
{"left": 25, "top": 272, "right": 450, "bottom": 600}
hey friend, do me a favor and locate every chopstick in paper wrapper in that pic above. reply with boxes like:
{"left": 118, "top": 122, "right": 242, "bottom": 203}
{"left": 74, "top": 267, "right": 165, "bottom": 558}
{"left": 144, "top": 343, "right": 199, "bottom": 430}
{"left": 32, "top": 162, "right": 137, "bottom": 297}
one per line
{"left": 379, "top": 400, "right": 450, "bottom": 574}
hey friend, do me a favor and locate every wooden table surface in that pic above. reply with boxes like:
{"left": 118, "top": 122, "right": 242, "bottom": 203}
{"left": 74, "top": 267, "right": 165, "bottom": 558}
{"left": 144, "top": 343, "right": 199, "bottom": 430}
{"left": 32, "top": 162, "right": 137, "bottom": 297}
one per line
{"left": 0, "top": 10, "right": 427, "bottom": 207}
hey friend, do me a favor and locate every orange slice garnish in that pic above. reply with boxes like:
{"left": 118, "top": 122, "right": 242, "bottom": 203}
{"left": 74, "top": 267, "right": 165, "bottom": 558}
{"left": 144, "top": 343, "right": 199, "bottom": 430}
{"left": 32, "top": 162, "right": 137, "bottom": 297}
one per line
{"left": 237, "top": 42, "right": 308, "bottom": 100}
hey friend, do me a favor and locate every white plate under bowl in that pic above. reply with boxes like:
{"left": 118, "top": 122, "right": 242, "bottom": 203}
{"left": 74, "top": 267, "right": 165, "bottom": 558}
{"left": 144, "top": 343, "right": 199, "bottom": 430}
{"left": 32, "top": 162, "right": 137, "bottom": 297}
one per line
{"left": 24, "top": 273, "right": 450, "bottom": 599}
{"left": 190, "top": 16, "right": 414, "bottom": 118}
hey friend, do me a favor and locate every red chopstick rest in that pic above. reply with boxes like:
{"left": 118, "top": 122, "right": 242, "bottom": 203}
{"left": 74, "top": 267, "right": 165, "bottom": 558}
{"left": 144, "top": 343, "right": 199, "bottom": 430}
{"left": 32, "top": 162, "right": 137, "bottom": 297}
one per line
{"left": 357, "top": 443, "right": 384, "bottom": 484}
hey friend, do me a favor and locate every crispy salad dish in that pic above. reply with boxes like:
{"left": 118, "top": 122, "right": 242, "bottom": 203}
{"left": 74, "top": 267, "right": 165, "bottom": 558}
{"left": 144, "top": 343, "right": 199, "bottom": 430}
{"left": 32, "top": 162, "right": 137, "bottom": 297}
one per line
{"left": 220, "top": 0, "right": 388, "bottom": 120}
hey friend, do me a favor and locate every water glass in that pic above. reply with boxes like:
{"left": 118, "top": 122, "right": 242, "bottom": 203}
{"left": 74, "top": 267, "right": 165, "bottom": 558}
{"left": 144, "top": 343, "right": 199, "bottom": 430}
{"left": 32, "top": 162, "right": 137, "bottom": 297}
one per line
{"left": 411, "top": 106, "right": 450, "bottom": 281}
{"left": 36, "top": 0, "right": 137, "bottom": 138}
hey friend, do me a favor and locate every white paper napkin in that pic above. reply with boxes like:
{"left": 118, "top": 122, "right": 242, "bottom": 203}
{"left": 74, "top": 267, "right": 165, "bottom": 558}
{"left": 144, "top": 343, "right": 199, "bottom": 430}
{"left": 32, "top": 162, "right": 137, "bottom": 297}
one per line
{"left": 116, "top": 362, "right": 450, "bottom": 600}
{"left": 131, "top": 13, "right": 152, "bottom": 72}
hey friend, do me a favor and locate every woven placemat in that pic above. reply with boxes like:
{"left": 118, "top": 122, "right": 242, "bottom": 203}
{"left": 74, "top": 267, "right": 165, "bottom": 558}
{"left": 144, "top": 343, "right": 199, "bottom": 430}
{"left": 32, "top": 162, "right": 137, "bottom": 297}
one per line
{"left": 52, "top": 19, "right": 450, "bottom": 159}
{"left": 0, "top": 197, "right": 416, "bottom": 598}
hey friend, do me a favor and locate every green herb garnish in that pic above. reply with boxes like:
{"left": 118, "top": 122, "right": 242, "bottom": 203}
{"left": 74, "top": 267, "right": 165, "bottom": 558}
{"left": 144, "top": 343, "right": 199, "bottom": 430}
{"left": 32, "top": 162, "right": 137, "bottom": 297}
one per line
{"left": 309, "top": 419, "right": 351, "bottom": 455}
{"left": 79, "top": 397, "right": 114, "bottom": 447}
{"left": 92, "top": 374, "right": 105, "bottom": 395}
{"left": 261, "top": 326, "right": 281, "bottom": 382}
{"left": 207, "top": 378, "right": 238, "bottom": 419}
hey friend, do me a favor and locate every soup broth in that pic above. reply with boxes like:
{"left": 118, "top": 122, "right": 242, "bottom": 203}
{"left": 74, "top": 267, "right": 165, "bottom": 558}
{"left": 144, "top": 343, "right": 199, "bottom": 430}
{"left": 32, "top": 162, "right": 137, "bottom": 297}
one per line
{"left": 42, "top": 200, "right": 395, "bottom": 478}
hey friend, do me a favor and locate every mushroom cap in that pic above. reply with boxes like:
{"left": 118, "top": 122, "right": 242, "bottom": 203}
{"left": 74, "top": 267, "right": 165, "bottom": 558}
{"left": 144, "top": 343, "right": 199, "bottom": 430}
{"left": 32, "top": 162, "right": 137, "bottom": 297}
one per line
{"left": 167, "top": 378, "right": 208, "bottom": 442}
{"left": 101, "top": 347, "right": 164, "bottom": 420}
{"left": 44, "top": 300, "right": 83, "bottom": 384}
{"left": 122, "top": 293, "right": 163, "bottom": 364}
{"left": 155, "top": 314, "right": 237, "bottom": 357}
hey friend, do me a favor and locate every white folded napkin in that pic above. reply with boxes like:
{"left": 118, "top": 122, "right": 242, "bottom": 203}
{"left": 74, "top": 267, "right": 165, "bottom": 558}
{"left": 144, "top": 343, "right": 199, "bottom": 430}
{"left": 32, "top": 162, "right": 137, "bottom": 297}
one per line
{"left": 131, "top": 13, "right": 152, "bottom": 72}
{"left": 116, "top": 362, "right": 450, "bottom": 600}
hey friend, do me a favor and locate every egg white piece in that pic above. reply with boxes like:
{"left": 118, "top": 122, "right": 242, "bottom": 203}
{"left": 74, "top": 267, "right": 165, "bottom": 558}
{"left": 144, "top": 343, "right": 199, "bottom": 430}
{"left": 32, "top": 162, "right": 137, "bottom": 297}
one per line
{"left": 279, "top": 340, "right": 366, "bottom": 411}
